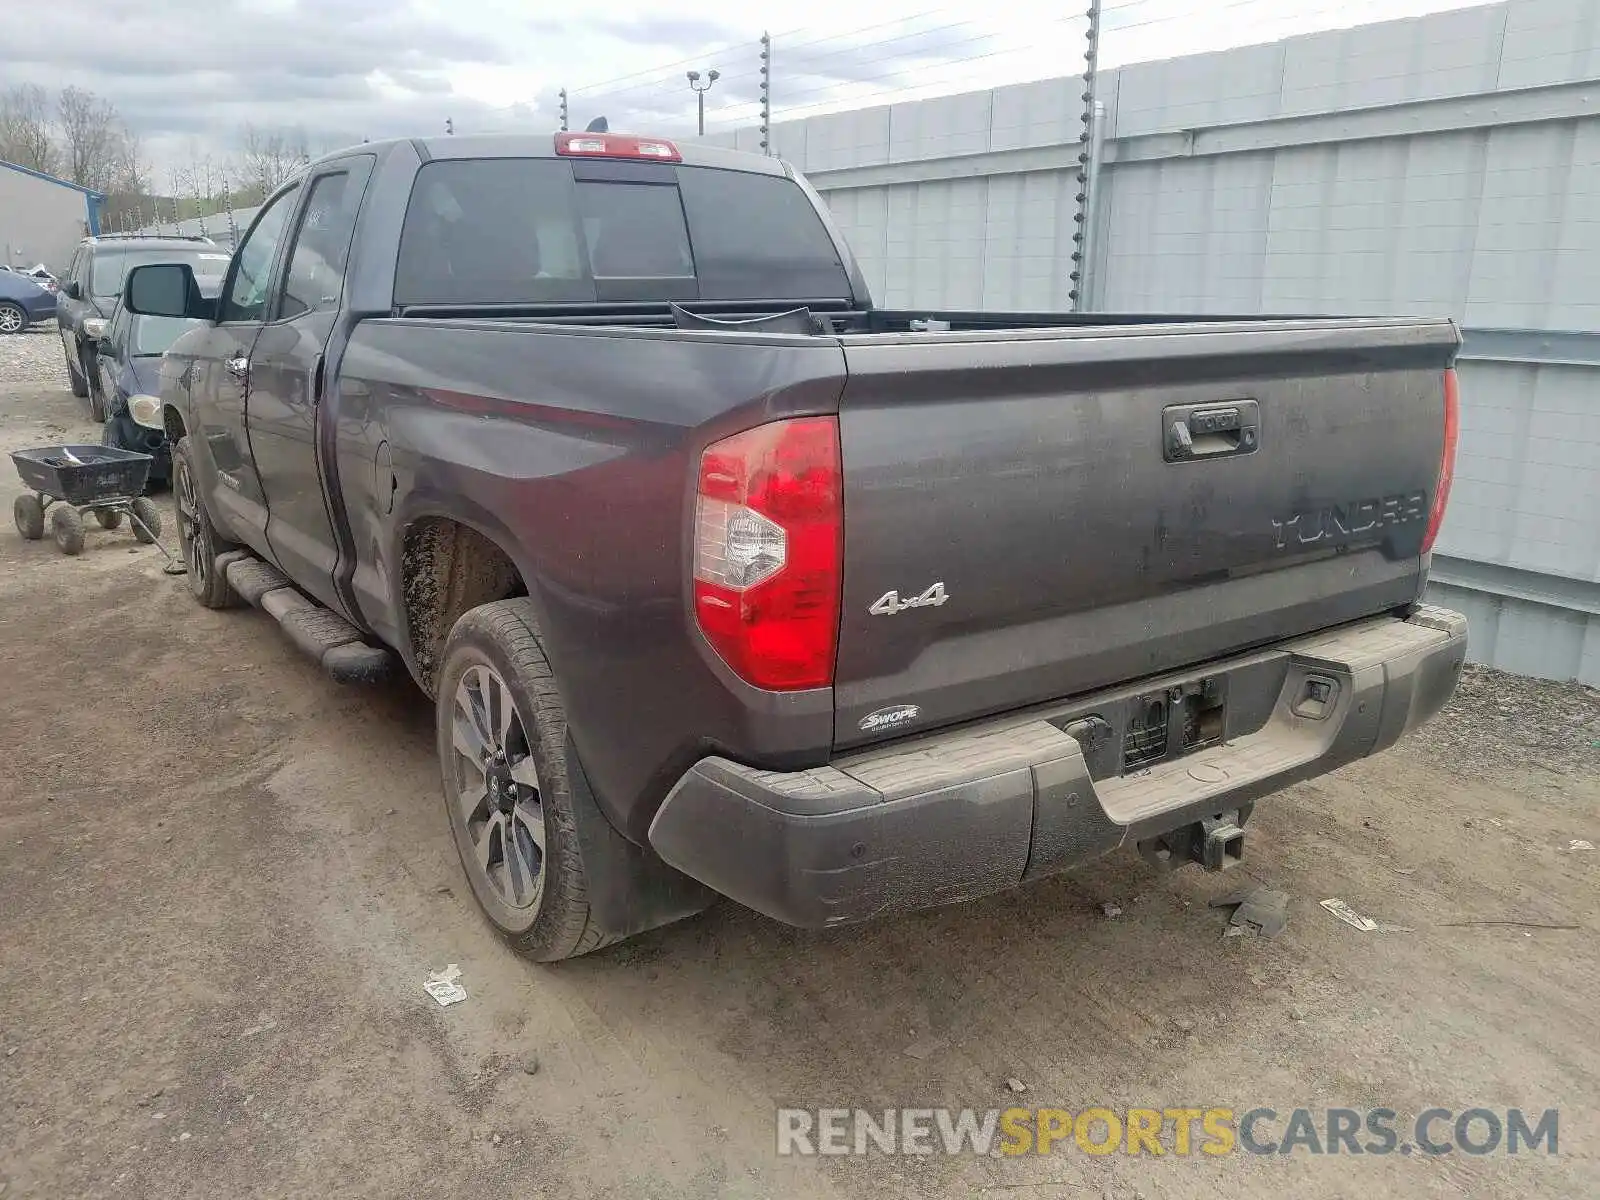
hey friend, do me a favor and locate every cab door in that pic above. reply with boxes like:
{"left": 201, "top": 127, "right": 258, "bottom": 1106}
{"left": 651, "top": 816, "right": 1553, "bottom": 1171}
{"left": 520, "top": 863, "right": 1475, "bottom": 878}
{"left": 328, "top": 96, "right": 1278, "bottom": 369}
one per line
{"left": 184, "top": 184, "right": 302, "bottom": 556}
{"left": 243, "top": 160, "right": 373, "bottom": 616}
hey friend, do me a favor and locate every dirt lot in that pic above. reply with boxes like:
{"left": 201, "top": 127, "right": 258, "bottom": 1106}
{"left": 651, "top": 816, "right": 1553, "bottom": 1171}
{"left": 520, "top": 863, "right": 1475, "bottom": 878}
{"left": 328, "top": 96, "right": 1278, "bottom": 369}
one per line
{"left": 1, "top": 327, "right": 1597, "bottom": 1199}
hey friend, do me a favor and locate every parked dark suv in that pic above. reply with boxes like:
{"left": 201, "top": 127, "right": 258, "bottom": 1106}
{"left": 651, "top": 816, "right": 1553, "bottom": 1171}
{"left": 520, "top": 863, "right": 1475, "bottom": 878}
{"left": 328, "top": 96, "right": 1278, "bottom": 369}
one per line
{"left": 57, "top": 235, "right": 233, "bottom": 418}
{"left": 93, "top": 272, "right": 225, "bottom": 486}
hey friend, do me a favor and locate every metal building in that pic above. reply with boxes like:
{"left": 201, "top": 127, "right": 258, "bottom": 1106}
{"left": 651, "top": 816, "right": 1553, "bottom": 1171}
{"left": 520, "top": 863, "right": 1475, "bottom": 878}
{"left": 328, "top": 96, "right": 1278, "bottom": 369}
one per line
{"left": 0, "top": 161, "right": 105, "bottom": 275}
{"left": 710, "top": 0, "right": 1600, "bottom": 685}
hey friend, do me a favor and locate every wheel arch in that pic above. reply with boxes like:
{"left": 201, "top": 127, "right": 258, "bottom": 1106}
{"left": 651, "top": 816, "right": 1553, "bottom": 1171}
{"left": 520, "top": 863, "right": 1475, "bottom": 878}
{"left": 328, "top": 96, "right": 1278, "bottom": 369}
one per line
{"left": 163, "top": 402, "right": 187, "bottom": 444}
{"left": 397, "top": 508, "right": 536, "bottom": 698}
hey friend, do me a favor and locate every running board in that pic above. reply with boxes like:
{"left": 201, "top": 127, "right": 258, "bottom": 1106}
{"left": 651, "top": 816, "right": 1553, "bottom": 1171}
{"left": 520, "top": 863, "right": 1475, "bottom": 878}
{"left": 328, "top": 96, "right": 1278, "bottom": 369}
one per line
{"left": 223, "top": 555, "right": 395, "bottom": 684}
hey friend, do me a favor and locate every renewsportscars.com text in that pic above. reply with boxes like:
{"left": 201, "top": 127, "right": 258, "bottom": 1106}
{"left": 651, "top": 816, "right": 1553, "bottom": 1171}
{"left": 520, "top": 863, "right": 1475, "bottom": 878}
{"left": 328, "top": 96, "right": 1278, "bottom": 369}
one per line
{"left": 776, "top": 1106, "right": 1558, "bottom": 1158}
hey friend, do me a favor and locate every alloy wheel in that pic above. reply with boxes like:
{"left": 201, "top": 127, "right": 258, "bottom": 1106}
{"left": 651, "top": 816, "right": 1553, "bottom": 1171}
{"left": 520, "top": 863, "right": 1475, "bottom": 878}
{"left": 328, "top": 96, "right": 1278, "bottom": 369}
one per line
{"left": 174, "top": 453, "right": 208, "bottom": 585}
{"left": 447, "top": 663, "right": 547, "bottom": 913}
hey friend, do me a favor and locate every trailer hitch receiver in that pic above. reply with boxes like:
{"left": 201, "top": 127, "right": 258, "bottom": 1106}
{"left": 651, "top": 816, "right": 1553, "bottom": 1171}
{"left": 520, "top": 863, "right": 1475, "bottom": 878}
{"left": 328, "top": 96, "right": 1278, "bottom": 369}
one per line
{"left": 1137, "top": 807, "right": 1248, "bottom": 873}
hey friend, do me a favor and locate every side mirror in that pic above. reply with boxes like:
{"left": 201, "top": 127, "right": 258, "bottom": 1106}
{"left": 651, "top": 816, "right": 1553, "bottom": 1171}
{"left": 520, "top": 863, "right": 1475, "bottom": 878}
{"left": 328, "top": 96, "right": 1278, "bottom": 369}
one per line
{"left": 123, "top": 263, "right": 213, "bottom": 321}
{"left": 63, "top": 280, "right": 81, "bottom": 300}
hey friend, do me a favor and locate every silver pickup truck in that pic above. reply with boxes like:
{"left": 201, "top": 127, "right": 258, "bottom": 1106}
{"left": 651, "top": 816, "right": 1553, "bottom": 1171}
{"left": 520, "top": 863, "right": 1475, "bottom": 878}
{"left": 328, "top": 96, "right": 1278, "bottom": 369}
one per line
{"left": 130, "top": 133, "right": 1467, "bottom": 958}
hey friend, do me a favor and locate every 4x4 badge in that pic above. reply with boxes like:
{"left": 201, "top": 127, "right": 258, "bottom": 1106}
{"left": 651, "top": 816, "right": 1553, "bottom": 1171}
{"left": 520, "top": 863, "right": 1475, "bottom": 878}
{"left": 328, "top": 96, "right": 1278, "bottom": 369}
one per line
{"left": 869, "top": 582, "right": 948, "bottom": 616}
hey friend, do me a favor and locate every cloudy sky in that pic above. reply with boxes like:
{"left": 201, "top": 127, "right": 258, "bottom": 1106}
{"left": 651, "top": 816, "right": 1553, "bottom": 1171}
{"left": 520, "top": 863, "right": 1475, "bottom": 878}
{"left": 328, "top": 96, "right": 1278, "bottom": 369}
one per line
{"left": 6, "top": 0, "right": 1496, "bottom": 180}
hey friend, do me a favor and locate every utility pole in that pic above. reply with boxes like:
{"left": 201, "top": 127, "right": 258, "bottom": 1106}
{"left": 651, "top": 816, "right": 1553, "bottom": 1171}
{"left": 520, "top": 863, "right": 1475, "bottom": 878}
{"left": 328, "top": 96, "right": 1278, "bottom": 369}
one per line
{"left": 558, "top": 89, "right": 569, "bottom": 132}
{"left": 759, "top": 32, "right": 772, "bottom": 155}
{"left": 686, "top": 69, "right": 719, "bottom": 136}
{"left": 1068, "top": 0, "right": 1102, "bottom": 312}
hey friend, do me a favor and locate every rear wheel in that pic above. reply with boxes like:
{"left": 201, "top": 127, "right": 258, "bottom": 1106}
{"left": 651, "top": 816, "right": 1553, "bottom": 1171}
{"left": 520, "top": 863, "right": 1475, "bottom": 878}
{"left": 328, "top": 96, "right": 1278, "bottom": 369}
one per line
{"left": 50, "top": 506, "right": 84, "bottom": 555}
{"left": 173, "top": 436, "right": 238, "bottom": 607}
{"left": 13, "top": 495, "right": 45, "bottom": 540}
{"left": 0, "top": 303, "right": 26, "bottom": 336}
{"left": 436, "top": 599, "right": 620, "bottom": 962}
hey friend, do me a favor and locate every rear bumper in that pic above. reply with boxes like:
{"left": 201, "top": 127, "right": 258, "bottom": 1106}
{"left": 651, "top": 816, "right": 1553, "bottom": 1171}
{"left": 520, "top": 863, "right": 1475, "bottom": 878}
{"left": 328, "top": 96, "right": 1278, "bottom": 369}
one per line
{"left": 648, "top": 606, "right": 1467, "bottom": 928}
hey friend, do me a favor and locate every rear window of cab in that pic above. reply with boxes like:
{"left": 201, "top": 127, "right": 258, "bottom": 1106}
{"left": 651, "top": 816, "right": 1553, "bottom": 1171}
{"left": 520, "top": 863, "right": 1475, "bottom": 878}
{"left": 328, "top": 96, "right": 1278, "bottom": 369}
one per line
{"left": 394, "top": 159, "right": 850, "bottom": 306}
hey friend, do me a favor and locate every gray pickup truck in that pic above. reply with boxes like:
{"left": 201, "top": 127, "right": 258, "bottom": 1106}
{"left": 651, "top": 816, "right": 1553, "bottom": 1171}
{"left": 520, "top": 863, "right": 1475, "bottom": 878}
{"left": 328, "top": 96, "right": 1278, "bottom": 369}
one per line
{"left": 123, "top": 132, "right": 1467, "bottom": 960}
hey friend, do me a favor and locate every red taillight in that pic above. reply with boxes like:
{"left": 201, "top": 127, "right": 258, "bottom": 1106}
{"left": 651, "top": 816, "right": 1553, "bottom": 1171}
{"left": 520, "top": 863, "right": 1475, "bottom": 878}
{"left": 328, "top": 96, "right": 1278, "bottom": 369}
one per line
{"left": 1421, "top": 368, "right": 1460, "bottom": 555}
{"left": 693, "top": 417, "right": 842, "bottom": 690}
{"left": 554, "top": 132, "right": 681, "bottom": 162}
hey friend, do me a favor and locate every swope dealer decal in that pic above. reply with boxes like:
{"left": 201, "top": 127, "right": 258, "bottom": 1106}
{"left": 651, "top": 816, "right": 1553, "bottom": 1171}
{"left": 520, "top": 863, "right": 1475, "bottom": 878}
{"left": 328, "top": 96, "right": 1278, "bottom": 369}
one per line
{"left": 859, "top": 705, "right": 921, "bottom": 734}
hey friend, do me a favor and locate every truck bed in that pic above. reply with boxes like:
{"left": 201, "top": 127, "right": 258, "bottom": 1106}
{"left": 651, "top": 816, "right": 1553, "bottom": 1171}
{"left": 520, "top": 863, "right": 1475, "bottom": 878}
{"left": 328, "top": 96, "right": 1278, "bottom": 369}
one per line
{"left": 336, "top": 309, "right": 1458, "bottom": 834}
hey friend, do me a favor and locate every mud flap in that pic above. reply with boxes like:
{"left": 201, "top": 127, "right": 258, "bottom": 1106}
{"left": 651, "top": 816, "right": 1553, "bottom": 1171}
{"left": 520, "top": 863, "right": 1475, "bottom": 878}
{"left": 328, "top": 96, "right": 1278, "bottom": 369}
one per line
{"left": 564, "top": 734, "right": 717, "bottom": 939}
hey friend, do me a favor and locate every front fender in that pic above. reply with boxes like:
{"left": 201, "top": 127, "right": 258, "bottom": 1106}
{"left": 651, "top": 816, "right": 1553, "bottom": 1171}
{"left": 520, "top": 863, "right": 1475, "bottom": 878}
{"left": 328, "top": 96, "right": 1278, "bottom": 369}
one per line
{"left": 158, "top": 353, "right": 242, "bottom": 541}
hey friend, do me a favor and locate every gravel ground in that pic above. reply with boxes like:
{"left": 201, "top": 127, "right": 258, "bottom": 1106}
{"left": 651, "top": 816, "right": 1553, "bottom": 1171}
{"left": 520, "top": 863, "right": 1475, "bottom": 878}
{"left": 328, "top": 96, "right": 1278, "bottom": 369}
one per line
{"left": 0, "top": 366, "right": 1596, "bottom": 1200}
{"left": 1412, "top": 663, "right": 1600, "bottom": 780}
{"left": 0, "top": 323, "right": 69, "bottom": 387}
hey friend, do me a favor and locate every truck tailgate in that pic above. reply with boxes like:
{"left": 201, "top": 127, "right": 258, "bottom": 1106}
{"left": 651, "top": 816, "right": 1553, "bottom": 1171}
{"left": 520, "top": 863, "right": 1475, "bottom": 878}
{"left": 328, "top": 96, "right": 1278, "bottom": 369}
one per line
{"left": 833, "top": 318, "right": 1459, "bottom": 747}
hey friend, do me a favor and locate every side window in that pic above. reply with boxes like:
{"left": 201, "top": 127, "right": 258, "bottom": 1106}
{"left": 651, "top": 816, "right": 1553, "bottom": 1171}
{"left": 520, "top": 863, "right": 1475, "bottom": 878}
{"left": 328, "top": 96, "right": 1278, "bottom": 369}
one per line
{"left": 89, "top": 253, "right": 134, "bottom": 301}
{"left": 279, "top": 170, "right": 364, "bottom": 320}
{"left": 220, "top": 185, "right": 300, "bottom": 324}
{"left": 394, "top": 159, "right": 593, "bottom": 306}
{"left": 67, "top": 248, "right": 85, "bottom": 287}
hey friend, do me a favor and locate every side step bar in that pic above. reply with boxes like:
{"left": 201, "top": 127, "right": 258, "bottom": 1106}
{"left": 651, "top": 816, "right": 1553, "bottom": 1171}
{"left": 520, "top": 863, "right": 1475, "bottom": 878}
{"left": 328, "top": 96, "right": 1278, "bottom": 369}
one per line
{"left": 221, "top": 553, "right": 395, "bottom": 684}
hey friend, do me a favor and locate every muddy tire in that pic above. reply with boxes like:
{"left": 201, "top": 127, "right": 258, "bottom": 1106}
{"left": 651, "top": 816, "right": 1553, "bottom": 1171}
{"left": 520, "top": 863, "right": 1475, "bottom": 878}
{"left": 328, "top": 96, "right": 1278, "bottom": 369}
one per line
{"left": 173, "top": 437, "right": 239, "bottom": 608}
{"left": 66, "top": 349, "right": 89, "bottom": 397}
{"left": 86, "top": 360, "right": 107, "bottom": 422}
{"left": 436, "top": 599, "right": 622, "bottom": 962}
{"left": 130, "top": 497, "right": 161, "bottom": 543}
{"left": 51, "top": 505, "right": 84, "bottom": 556}
{"left": 14, "top": 494, "right": 45, "bottom": 540}
{"left": 95, "top": 507, "right": 124, "bottom": 531}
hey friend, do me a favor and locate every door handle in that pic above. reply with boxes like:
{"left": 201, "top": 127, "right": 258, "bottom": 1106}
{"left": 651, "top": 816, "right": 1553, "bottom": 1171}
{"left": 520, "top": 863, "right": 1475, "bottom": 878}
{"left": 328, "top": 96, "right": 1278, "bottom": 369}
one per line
{"left": 226, "top": 355, "right": 250, "bottom": 380}
{"left": 1163, "top": 400, "right": 1259, "bottom": 462}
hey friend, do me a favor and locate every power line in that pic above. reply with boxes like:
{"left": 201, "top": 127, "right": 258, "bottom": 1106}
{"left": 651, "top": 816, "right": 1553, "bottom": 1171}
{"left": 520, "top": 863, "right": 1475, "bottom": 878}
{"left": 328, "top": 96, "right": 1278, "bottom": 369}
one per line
{"left": 564, "top": 9, "right": 963, "bottom": 98}
{"left": 484, "top": 0, "right": 1503, "bottom": 140}
{"left": 710, "top": 27, "right": 1079, "bottom": 123}
{"left": 581, "top": 18, "right": 1076, "bottom": 116}
{"left": 693, "top": 15, "right": 1042, "bottom": 96}
{"left": 568, "top": 11, "right": 1033, "bottom": 112}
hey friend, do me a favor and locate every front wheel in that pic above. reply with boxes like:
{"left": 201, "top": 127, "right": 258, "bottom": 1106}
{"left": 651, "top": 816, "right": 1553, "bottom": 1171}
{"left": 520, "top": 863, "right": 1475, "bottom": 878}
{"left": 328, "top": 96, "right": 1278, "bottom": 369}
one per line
{"left": 172, "top": 436, "right": 239, "bottom": 607}
{"left": 50, "top": 505, "right": 84, "bottom": 555}
{"left": 86, "top": 357, "right": 107, "bottom": 422}
{"left": 65, "top": 347, "right": 89, "bottom": 397}
{"left": 0, "top": 303, "right": 26, "bottom": 336}
{"left": 436, "top": 599, "right": 620, "bottom": 962}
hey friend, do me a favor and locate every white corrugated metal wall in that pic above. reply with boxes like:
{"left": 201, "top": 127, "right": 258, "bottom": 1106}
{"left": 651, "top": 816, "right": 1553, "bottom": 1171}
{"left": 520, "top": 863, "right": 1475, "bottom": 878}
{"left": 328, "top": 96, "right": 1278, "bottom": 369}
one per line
{"left": 709, "top": 0, "right": 1600, "bottom": 684}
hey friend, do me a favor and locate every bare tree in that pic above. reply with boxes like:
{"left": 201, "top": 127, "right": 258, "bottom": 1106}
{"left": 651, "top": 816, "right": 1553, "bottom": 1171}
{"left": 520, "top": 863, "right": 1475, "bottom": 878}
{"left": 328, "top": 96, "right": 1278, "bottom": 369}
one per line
{"left": 0, "top": 84, "right": 58, "bottom": 174}
{"left": 58, "top": 86, "right": 126, "bottom": 191}
{"left": 236, "top": 123, "right": 311, "bottom": 195}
